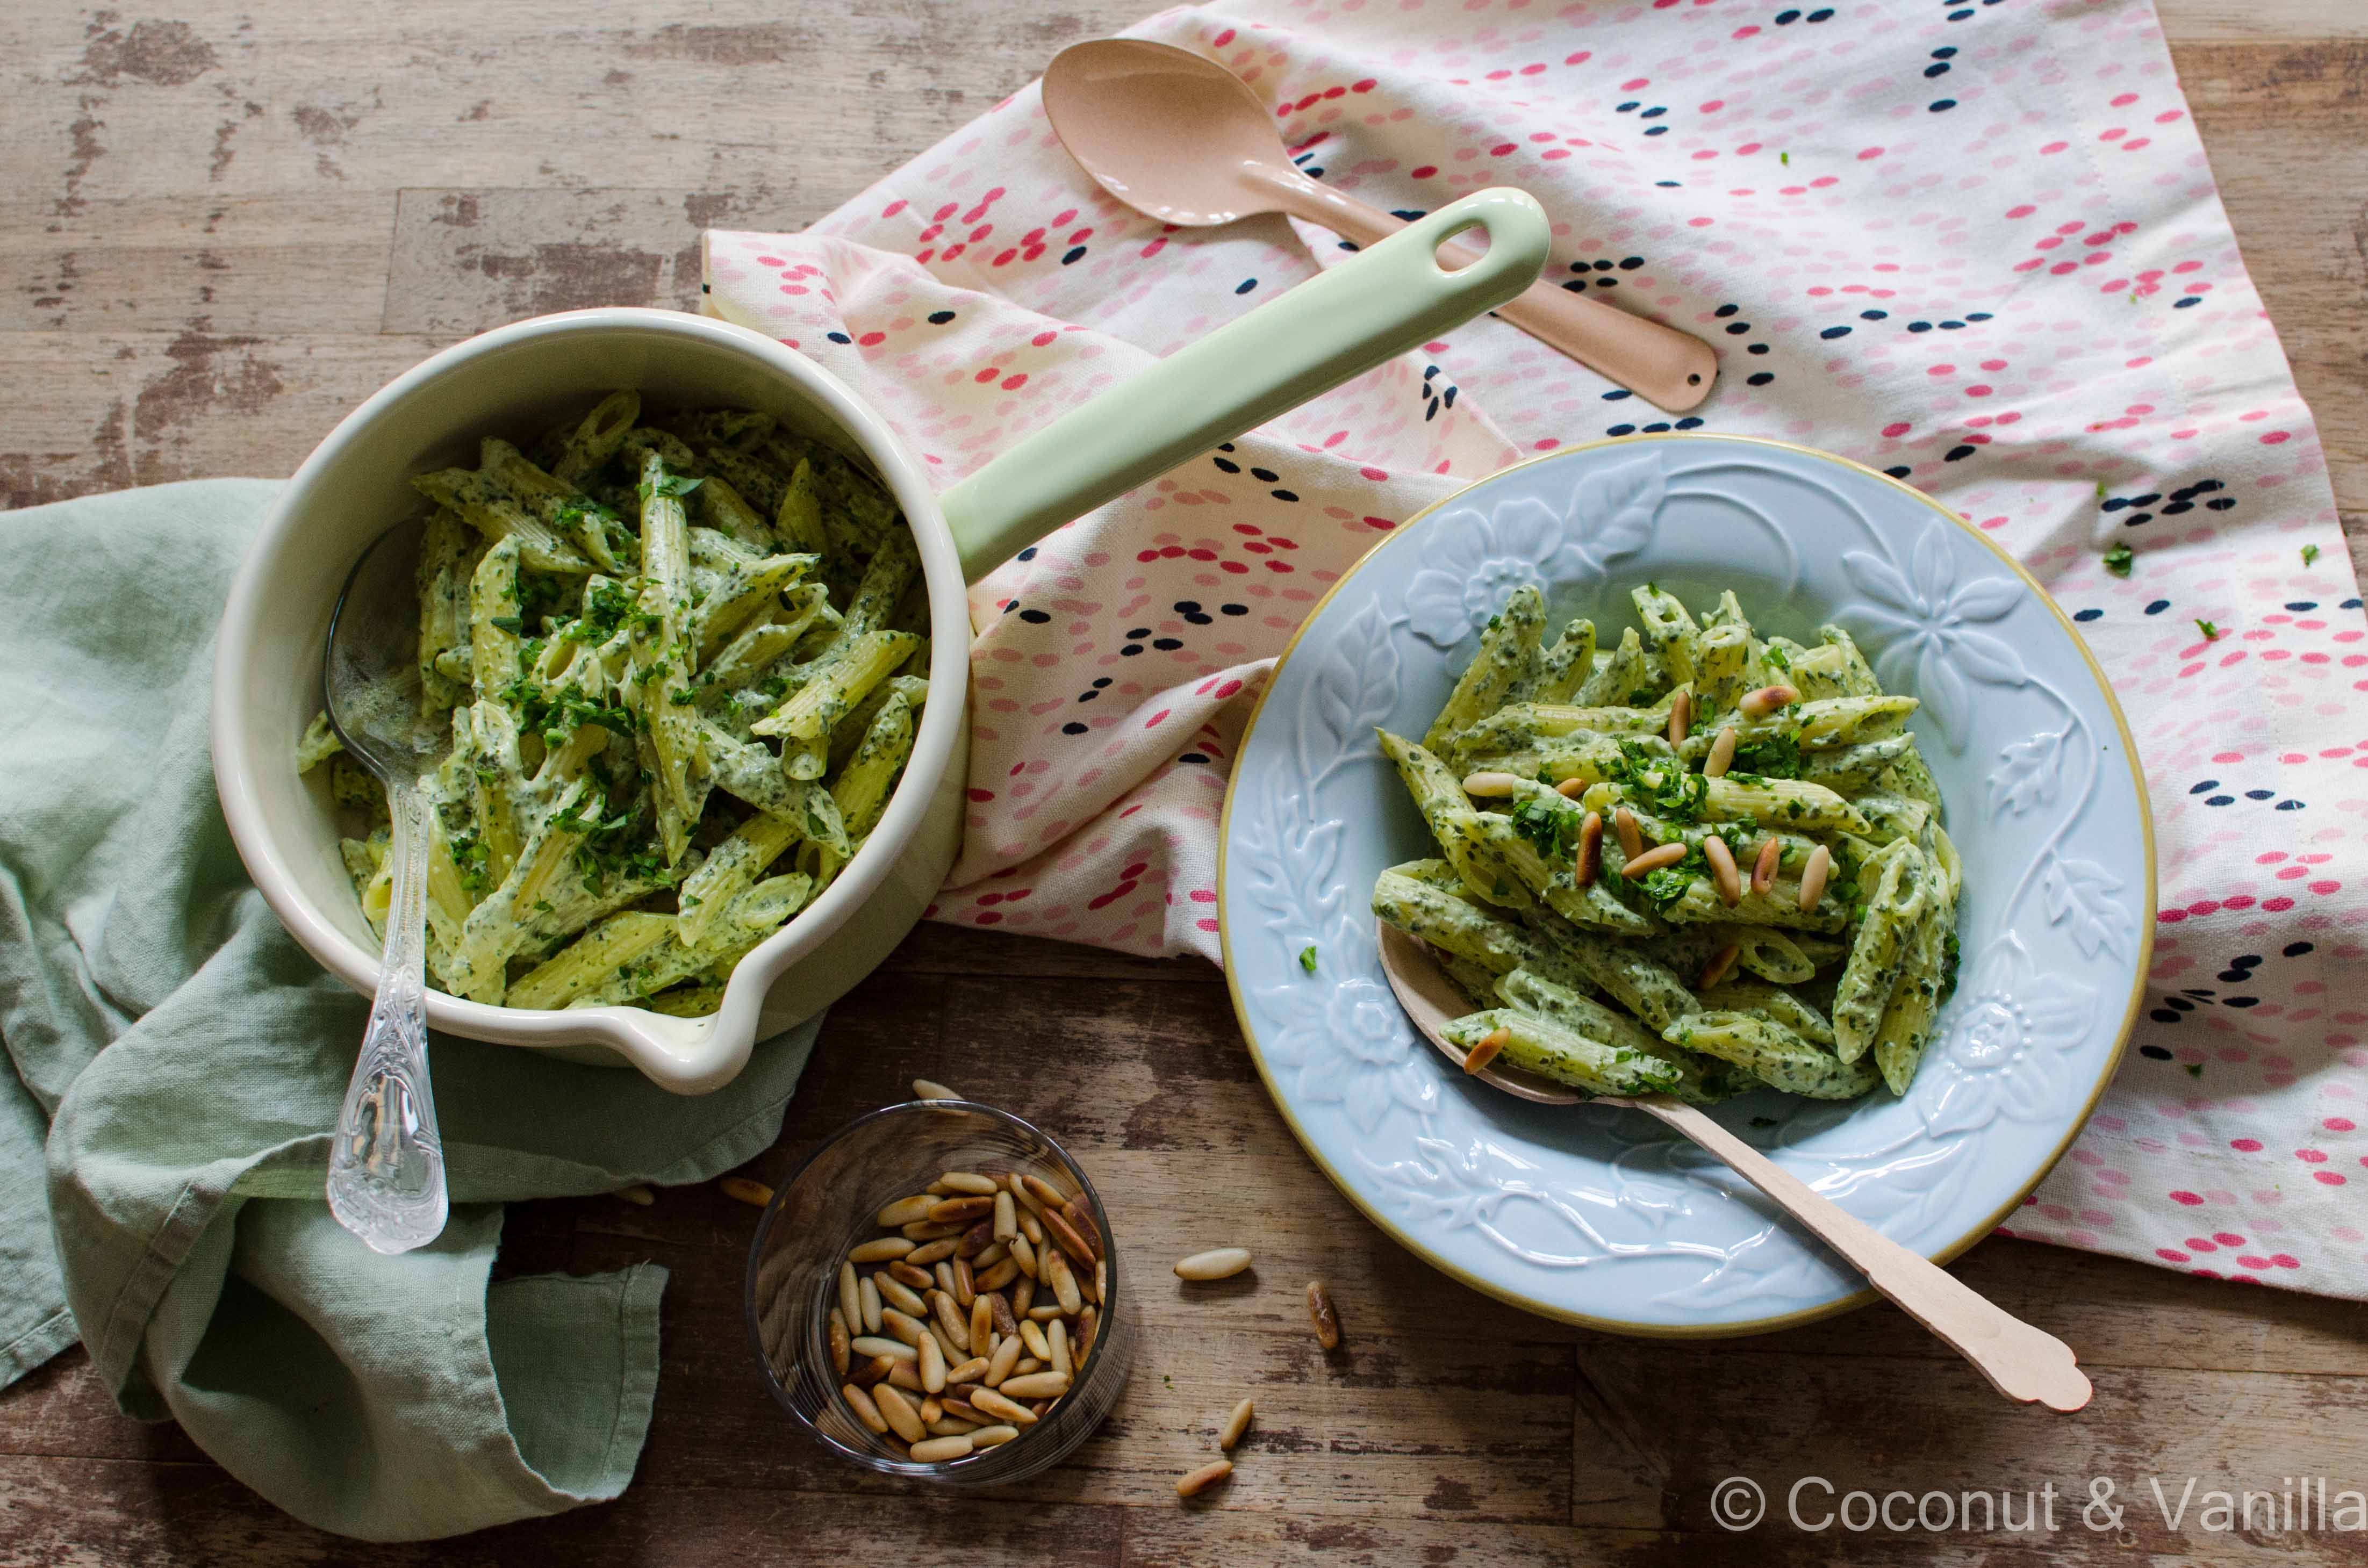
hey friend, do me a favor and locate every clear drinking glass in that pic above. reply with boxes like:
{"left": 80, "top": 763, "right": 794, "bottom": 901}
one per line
{"left": 744, "top": 1100, "right": 1134, "bottom": 1484}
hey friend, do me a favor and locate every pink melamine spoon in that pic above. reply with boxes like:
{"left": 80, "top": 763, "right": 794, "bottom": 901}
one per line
{"left": 1042, "top": 38, "right": 1720, "bottom": 412}
{"left": 1377, "top": 924, "right": 2092, "bottom": 1411}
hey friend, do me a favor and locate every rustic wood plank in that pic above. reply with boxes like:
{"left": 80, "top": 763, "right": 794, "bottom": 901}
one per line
{"left": 0, "top": 1455, "right": 1124, "bottom": 1567}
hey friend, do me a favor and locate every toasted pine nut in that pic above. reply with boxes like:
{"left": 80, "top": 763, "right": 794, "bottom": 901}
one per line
{"left": 1740, "top": 682, "right": 1799, "bottom": 718}
{"left": 873, "top": 1383, "right": 927, "bottom": 1444}
{"left": 1050, "top": 1318, "right": 1072, "bottom": 1379}
{"left": 828, "top": 1308, "right": 851, "bottom": 1377}
{"left": 971, "top": 1240, "right": 1009, "bottom": 1270}
{"left": 988, "top": 1290, "right": 1017, "bottom": 1340}
{"left": 1014, "top": 1356, "right": 1043, "bottom": 1377}
{"left": 880, "top": 1307, "right": 928, "bottom": 1349}
{"left": 912, "top": 1077, "right": 960, "bottom": 1101}
{"left": 919, "top": 1394, "right": 943, "bottom": 1425}
{"left": 1703, "top": 835, "right": 1741, "bottom": 907}
{"left": 1613, "top": 806, "right": 1644, "bottom": 860}
{"left": 1462, "top": 1025, "right": 1510, "bottom": 1075}
{"left": 924, "top": 1417, "right": 977, "bottom": 1438}
{"left": 928, "top": 1195, "right": 995, "bottom": 1225}
{"left": 905, "top": 1239, "right": 958, "bottom": 1267}
{"left": 1176, "top": 1459, "right": 1233, "bottom": 1499}
{"left": 1752, "top": 836, "right": 1780, "bottom": 895}
{"left": 968, "top": 1295, "right": 992, "bottom": 1356}
{"left": 1667, "top": 689, "right": 1691, "bottom": 747}
{"left": 1306, "top": 1280, "right": 1342, "bottom": 1350}
{"left": 930, "top": 1289, "right": 968, "bottom": 1346}
{"left": 851, "top": 1334, "right": 916, "bottom": 1363}
{"left": 945, "top": 1356, "right": 988, "bottom": 1386}
{"left": 1042, "top": 1208, "right": 1095, "bottom": 1267}
{"left": 1011, "top": 1275, "right": 1036, "bottom": 1315}
{"left": 886, "top": 1260, "right": 932, "bottom": 1292}
{"left": 1017, "top": 1207, "right": 1045, "bottom": 1246}
{"left": 888, "top": 1358, "right": 925, "bottom": 1392}
{"left": 858, "top": 1275, "right": 884, "bottom": 1334}
{"left": 717, "top": 1175, "right": 773, "bottom": 1207}
{"left": 1698, "top": 943, "right": 1741, "bottom": 991}
{"left": 1018, "top": 1174, "right": 1071, "bottom": 1212}
{"left": 1554, "top": 776, "right": 1588, "bottom": 800}
{"left": 970, "top": 1424, "right": 1022, "bottom": 1447}
{"left": 974, "top": 1257, "right": 1021, "bottom": 1292}
{"left": 1076, "top": 1305, "right": 1098, "bottom": 1359}
{"left": 1621, "top": 841, "right": 1688, "bottom": 878}
{"left": 909, "top": 1434, "right": 973, "bottom": 1463}
{"left": 877, "top": 1195, "right": 936, "bottom": 1227}
{"left": 917, "top": 1328, "right": 947, "bottom": 1393}
{"left": 939, "top": 1396, "right": 982, "bottom": 1422}
{"left": 852, "top": 1353, "right": 895, "bottom": 1386}
{"left": 849, "top": 1236, "right": 915, "bottom": 1264}
{"left": 1575, "top": 811, "right": 1603, "bottom": 886}
{"left": 939, "top": 1171, "right": 1000, "bottom": 1196}
{"left": 968, "top": 1387, "right": 1037, "bottom": 1426}
{"left": 935, "top": 1261, "right": 957, "bottom": 1298}
{"left": 957, "top": 1220, "right": 996, "bottom": 1259}
{"left": 953, "top": 1255, "right": 975, "bottom": 1307}
{"left": 837, "top": 1263, "right": 862, "bottom": 1333}
{"left": 999, "top": 1370, "right": 1071, "bottom": 1400}
{"left": 1704, "top": 727, "right": 1738, "bottom": 779}
{"left": 901, "top": 1219, "right": 964, "bottom": 1241}
{"left": 929, "top": 1319, "right": 964, "bottom": 1366}
{"left": 1461, "top": 770, "right": 1519, "bottom": 797}
{"left": 1009, "top": 1232, "right": 1040, "bottom": 1280}
{"left": 876, "top": 1273, "right": 925, "bottom": 1318}
{"left": 1028, "top": 1302, "right": 1064, "bottom": 1322}
{"left": 1799, "top": 844, "right": 1832, "bottom": 912}
{"left": 613, "top": 1184, "right": 655, "bottom": 1206}
{"left": 985, "top": 1333, "right": 1023, "bottom": 1387}
{"left": 1018, "top": 1318, "right": 1052, "bottom": 1361}
{"left": 1060, "top": 1201, "right": 1104, "bottom": 1260}
{"left": 993, "top": 1190, "right": 1017, "bottom": 1242}
{"left": 842, "top": 1382, "right": 889, "bottom": 1434}
{"left": 1043, "top": 1245, "right": 1085, "bottom": 1315}
{"left": 1173, "top": 1247, "right": 1253, "bottom": 1281}
{"left": 1219, "top": 1397, "right": 1255, "bottom": 1450}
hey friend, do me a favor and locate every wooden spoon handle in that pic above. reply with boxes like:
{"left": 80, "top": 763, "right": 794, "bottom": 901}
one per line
{"left": 1260, "top": 171, "right": 1718, "bottom": 412}
{"left": 1637, "top": 1097, "right": 2091, "bottom": 1411}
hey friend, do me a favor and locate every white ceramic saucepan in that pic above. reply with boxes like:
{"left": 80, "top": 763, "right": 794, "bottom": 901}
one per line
{"left": 213, "top": 189, "right": 1554, "bottom": 1094}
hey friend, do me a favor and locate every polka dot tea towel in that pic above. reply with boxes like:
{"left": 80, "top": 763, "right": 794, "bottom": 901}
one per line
{"left": 705, "top": 0, "right": 2368, "bottom": 1298}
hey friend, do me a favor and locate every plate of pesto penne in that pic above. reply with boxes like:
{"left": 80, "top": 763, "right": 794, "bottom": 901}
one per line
{"left": 1218, "top": 432, "right": 2154, "bottom": 1334}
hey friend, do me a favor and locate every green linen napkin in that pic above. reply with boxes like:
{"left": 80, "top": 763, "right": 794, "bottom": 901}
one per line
{"left": 1, "top": 479, "right": 823, "bottom": 1541}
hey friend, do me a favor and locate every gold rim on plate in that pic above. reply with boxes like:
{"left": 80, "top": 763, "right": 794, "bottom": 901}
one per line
{"left": 1214, "top": 431, "right": 2156, "bottom": 1339}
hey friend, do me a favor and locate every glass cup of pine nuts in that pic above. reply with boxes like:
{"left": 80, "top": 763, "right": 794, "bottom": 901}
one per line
{"left": 745, "top": 1099, "right": 1133, "bottom": 1483}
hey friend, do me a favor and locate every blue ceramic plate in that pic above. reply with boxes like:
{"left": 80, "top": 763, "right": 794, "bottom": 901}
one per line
{"left": 1217, "top": 434, "right": 2153, "bottom": 1334}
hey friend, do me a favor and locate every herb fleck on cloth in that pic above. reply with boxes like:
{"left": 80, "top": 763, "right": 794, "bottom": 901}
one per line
{"left": 1, "top": 481, "right": 822, "bottom": 1540}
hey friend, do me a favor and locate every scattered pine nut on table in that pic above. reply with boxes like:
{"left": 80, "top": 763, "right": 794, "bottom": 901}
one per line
{"left": 1173, "top": 1247, "right": 1252, "bottom": 1281}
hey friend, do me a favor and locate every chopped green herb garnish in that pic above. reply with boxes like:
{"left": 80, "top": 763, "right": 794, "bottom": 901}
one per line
{"left": 2184, "top": 1062, "right": 2203, "bottom": 1078}
{"left": 1938, "top": 931, "right": 1961, "bottom": 1004}
{"left": 1762, "top": 645, "right": 1790, "bottom": 673}
{"left": 2302, "top": 544, "right": 2321, "bottom": 567}
{"left": 1730, "top": 732, "right": 1802, "bottom": 780}
{"left": 1298, "top": 945, "right": 1318, "bottom": 973}
{"left": 2102, "top": 542, "right": 2133, "bottom": 579}
{"left": 2195, "top": 618, "right": 2220, "bottom": 642}
{"left": 1509, "top": 795, "right": 1582, "bottom": 861}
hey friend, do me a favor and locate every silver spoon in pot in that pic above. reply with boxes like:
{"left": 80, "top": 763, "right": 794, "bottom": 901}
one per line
{"left": 321, "top": 519, "right": 450, "bottom": 1254}
{"left": 1376, "top": 924, "right": 2091, "bottom": 1411}
{"left": 1041, "top": 38, "right": 1719, "bottom": 412}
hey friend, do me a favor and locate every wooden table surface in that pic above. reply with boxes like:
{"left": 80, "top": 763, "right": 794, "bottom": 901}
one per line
{"left": 5, "top": 3, "right": 2365, "bottom": 1563}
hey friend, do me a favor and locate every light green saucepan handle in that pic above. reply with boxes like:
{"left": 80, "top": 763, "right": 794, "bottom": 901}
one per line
{"left": 939, "top": 186, "right": 1553, "bottom": 583}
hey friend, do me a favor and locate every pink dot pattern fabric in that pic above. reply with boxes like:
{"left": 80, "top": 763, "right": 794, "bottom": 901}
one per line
{"left": 706, "top": 0, "right": 2368, "bottom": 1299}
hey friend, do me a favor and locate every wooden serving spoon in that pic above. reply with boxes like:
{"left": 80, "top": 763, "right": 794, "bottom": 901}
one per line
{"left": 1377, "top": 924, "right": 2092, "bottom": 1411}
{"left": 1041, "top": 39, "right": 1719, "bottom": 413}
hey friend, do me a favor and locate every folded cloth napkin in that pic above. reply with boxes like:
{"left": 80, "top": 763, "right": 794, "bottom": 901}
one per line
{"left": 706, "top": 0, "right": 2368, "bottom": 1296}
{"left": 1, "top": 481, "right": 823, "bottom": 1540}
